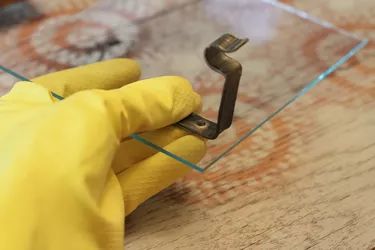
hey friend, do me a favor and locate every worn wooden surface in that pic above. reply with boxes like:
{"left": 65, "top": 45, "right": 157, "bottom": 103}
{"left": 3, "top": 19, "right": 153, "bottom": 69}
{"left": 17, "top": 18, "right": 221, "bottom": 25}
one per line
{"left": 125, "top": 1, "right": 375, "bottom": 249}
{"left": 0, "top": 0, "right": 374, "bottom": 249}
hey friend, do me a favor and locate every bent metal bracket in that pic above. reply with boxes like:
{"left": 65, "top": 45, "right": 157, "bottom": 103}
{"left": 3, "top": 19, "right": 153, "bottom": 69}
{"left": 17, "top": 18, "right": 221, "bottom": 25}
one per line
{"left": 177, "top": 33, "right": 248, "bottom": 140}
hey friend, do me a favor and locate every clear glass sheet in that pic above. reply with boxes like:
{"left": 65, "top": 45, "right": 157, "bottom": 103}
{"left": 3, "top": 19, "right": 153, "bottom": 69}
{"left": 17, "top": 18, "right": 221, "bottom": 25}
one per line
{"left": 0, "top": 0, "right": 367, "bottom": 172}
{"left": 0, "top": 67, "right": 23, "bottom": 96}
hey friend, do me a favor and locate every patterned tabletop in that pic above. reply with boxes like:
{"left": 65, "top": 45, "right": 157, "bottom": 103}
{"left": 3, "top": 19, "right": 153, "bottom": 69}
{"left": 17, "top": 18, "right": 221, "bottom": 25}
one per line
{"left": 0, "top": 0, "right": 374, "bottom": 249}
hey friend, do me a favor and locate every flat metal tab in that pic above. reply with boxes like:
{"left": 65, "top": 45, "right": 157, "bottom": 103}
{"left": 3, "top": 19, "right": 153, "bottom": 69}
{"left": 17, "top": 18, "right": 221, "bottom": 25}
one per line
{"left": 177, "top": 33, "right": 248, "bottom": 139}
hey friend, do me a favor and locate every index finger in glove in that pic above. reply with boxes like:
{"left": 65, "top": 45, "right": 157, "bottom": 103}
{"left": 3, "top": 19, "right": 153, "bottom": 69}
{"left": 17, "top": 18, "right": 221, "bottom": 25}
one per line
{"left": 32, "top": 58, "right": 140, "bottom": 97}
{"left": 61, "top": 76, "right": 201, "bottom": 140}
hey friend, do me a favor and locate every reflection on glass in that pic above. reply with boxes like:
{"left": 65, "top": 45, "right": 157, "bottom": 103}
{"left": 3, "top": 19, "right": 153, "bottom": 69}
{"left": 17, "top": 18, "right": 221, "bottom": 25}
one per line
{"left": 0, "top": 0, "right": 367, "bottom": 171}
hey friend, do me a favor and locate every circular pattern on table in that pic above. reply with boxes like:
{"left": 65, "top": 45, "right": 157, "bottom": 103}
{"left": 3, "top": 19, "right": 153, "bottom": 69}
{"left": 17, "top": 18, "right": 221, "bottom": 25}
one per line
{"left": 30, "top": 12, "right": 137, "bottom": 67}
{"left": 2, "top": 8, "right": 137, "bottom": 78}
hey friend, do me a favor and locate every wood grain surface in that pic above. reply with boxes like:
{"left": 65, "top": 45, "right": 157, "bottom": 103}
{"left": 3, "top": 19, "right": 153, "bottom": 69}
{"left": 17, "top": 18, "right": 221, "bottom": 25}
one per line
{"left": 125, "top": 1, "right": 375, "bottom": 249}
{"left": 0, "top": 0, "right": 374, "bottom": 249}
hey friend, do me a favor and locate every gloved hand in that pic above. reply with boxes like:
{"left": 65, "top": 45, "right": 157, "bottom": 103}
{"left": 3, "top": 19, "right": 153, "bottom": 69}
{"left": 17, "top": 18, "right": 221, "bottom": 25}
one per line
{"left": 0, "top": 59, "right": 206, "bottom": 250}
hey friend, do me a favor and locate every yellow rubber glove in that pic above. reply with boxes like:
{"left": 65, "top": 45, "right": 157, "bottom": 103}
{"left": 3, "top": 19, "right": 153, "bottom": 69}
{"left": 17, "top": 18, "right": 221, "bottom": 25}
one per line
{"left": 0, "top": 59, "right": 206, "bottom": 250}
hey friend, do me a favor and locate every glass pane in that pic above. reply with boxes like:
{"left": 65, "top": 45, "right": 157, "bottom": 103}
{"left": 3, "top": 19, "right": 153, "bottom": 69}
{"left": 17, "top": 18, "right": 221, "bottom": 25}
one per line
{"left": 0, "top": 0, "right": 367, "bottom": 172}
{"left": 0, "top": 67, "right": 22, "bottom": 96}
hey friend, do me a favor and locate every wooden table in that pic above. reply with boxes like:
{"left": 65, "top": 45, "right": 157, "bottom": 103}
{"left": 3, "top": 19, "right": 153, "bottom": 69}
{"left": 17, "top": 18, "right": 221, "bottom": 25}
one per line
{"left": 0, "top": 0, "right": 374, "bottom": 249}
{"left": 125, "top": 1, "right": 375, "bottom": 249}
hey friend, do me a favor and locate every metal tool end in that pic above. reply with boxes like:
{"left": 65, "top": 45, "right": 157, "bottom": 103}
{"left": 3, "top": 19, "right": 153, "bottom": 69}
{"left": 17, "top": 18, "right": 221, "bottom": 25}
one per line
{"left": 178, "top": 114, "right": 219, "bottom": 139}
{"left": 211, "top": 33, "right": 249, "bottom": 53}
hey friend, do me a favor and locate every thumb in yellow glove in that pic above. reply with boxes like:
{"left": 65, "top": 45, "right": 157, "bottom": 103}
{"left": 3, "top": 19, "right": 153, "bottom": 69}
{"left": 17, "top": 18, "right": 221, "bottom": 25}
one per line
{"left": 0, "top": 59, "right": 206, "bottom": 250}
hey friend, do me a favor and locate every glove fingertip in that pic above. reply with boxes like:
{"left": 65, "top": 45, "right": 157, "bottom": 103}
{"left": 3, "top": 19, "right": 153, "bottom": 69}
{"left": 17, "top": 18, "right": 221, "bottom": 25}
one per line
{"left": 158, "top": 76, "right": 202, "bottom": 118}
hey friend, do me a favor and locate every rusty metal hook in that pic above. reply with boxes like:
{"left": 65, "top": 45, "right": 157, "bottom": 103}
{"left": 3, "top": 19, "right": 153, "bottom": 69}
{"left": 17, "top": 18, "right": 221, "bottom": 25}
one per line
{"left": 177, "top": 33, "right": 248, "bottom": 139}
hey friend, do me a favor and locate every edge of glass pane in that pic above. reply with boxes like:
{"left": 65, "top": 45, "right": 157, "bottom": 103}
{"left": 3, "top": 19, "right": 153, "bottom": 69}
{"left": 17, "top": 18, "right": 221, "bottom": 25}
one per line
{"left": 0, "top": 0, "right": 369, "bottom": 172}
{"left": 130, "top": 1, "right": 369, "bottom": 171}
{"left": 0, "top": 38, "right": 369, "bottom": 173}
{"left": 203, "top": 38, "right": 368, "bottom": 169}
{"left": 133, "top": 38, "right": 368, "bottom": 172}
{"left": 0, "top": 64, "right": 207, "bottom": 171}
{"left": 264, "top": 0, "right": 364, "bottom": 41}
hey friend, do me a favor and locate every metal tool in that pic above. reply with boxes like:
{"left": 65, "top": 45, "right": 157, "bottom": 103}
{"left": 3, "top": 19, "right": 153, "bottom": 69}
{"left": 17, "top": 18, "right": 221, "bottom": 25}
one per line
{"left": 177, "top": 33, "right": 248, "bottom": 139}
